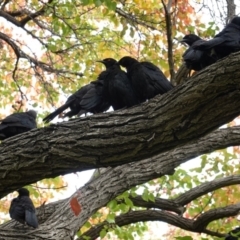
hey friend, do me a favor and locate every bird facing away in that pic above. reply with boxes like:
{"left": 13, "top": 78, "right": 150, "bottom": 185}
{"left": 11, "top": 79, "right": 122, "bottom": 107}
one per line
{"left": 192, "top": 16, "right": 240, "bottom": 59}
{"left": 118, "top": 56, "right": 173, "bottom": 103}
{"left": 180, "top": 34, "right": 217, "bottom": 71}
{"left": 43, "top": 60, "right": 119, "bottom": 123}
{"left": 9, "top": 188, "right": 38, "bottom": 228}
{"left": 0, "top": 110, "right": 37, "bottom": 140}
{"left": 94, "top": 58, "right": 139, "bottom": 110}
{"left": 225, "top": 227, "right": 240, "bottom": 240}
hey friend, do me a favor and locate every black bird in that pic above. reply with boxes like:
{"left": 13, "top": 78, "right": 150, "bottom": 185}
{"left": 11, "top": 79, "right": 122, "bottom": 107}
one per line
{"left": 43, "top": 84, "right": 94, "bottom": 123}
{"left": 192, "top": 16, "right": 240, "bottom": 59}
{"left": 79, "top": 59, "right": 121, "bottom": 111}
{"left": 93, "top": 58, "right": 138, "bottom": 110}
{"left": 79, "top": 79, "right": 110, "bottom": 113}
{"left": 9, "top": 188, "right": 38, "bottom": 228}
{"left": 225, "top": 227, "right": 240, "bottom": 240}
{"left": 180, "top": 34, "right": 217, "bottom": 71}
{"left": 118, "top": 56, "right": 173, "bottom": 103}
{"left": 43, "top": 60, "right": 118, "bottom": 123}
{"left": 0, "top": 110, "right": 37, "bottom": 140}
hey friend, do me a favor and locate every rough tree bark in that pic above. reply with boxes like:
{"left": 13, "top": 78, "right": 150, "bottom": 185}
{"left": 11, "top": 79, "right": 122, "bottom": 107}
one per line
{"left": 1, "top": 53, "right": 240, "bottom": 239}
{"left": 2, "top": 125, "right": 240, "bottom": 239}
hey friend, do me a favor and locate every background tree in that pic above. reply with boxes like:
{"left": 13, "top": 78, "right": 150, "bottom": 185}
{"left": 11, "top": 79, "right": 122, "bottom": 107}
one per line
{"left": 0, "top": 0, "right": 240, "bottom": 239}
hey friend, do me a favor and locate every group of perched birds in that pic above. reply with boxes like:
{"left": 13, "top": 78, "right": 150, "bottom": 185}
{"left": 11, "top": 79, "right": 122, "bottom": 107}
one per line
{"left": 3, "top": 17, "right": 240, "bottom": 232}
{"left": 181, "top": 16, "right": 240, "bottom": 72}
{"left": 42, "top": 56, "right": 174, "bottom": 123}
{"left": 2, "top": 17, "right": 240, "bottom": 140}
{"left": 0, "top": 56, "right": 174, "bottom": 140}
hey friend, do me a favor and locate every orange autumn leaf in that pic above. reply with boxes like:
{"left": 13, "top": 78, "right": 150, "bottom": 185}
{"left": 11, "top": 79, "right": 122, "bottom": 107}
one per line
{"left": 70, "top": 197, "right": 82, "bottom": 216}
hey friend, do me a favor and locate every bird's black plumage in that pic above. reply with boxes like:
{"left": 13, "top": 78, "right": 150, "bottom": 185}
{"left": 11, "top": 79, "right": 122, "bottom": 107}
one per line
{"left": 79, "top": 79, "right": 110, "bottom": 113}
{"left": 43, "top": 60, "right": 119, "bottom": 123}
{"left": 118, "top": 56, "right": 173, "bottom": 103}
{"left": 0, "top": 110, "right": 37, "bottom": 140}
{"left": 94, "top": 58, "right": 138, "bottom": 110}
{"left": 43, "top": 84, "right": 92, "bottom": 123}
{"left": 192, "top": 16, "right": 240, "bottom": 59}
{"left": 180, "top": 34, "right": 217, "bottom": 71}
{"left": 79, "top": 59, "right": 121, "bottom": 112}
{"left": 225, "top": 227, "right": 240, "bottom": 240}
{"left": 9, "top": 188, "right": 38, "bottom": 228}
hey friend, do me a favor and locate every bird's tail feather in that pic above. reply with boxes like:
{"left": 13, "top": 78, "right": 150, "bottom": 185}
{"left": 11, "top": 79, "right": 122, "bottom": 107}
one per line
{"left": 25, "top": 210, "right": 38, "bottom": 228}
{"left": 43, "top": 101, "right": 73, "bottom": 123}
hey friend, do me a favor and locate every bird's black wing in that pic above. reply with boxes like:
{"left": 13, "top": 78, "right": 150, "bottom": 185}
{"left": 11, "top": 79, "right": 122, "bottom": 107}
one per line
{"left": 182, "top": 47, "right": 206, "bottom": 71}
{"left": 25, "top": 210, "right": 38, "bottom": 229}
{"left": 21, "top": 196, "right": 38, "bottom": 228}
{"left": 141, "top": 62, "right": 173, "bottom": 94}
{"left": 0, "top": 112, "right": 37, "bottom": 140}
{"left": 80, "top": 80, "right": 109, "bottom": 113}
{"left": 108, "top": 69, "right": 138, "bottom": 110}
{"left": 64, "top": 84, "right": 96, "bottom": 117}
{"left": 193, "top": 23, "right": 240, "bottom": 51}
{"left": 9, "top": 198, "right": 25, "bottom": 224}
{"left": 182, "top": 39, "right": 217, "bottom": 71}
{"left": 0, "top": 112, "right": 35, "bottom": 129}
{"left": 43, "top": 84, "right": 93, "bottom": 122}
{"left": 192, "top": 37, "right": 225, "bottom": 50}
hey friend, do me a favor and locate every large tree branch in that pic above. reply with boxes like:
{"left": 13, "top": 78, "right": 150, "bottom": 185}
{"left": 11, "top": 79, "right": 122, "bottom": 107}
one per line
{"left": 2, "top": 125, "right": 240, "bottom": 238}
{"left": 1, "top": 53, "right": 240, "bottom": 197}
{"left": 130, "top": 174, "right": 240, "bottom": 213}
{"left": 77, "top": 208, "right": 233, "bottom": 240}
{"left": 175, "top": 175, "right": 240, "bottom": 205}
{"left": 79, "top": 175, "right": 240, "bottom": 239}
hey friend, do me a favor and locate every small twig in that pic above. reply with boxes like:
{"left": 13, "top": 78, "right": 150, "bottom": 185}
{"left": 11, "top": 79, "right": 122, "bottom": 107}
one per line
{"left": 12, "top": 58, "right": 28, "bottom": 101}
{"left": 30, "top": 185, "right": 68, "bottom": 190}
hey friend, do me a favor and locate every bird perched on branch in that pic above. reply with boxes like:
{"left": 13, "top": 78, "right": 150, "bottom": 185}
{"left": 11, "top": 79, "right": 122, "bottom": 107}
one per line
{"left": 0, "top": 110, "right": 37, "bottom": 140}
{"left": 179, "top": 34, "right": 217, "bottom": 72}
{"left": 192, "top": 16, "right": 240, "bottom": 59}
{"left": 93, "top": 58, "right": 138, "bottom": 110}
{"left": 118, "top": 56, "right": 173, "bottom": 103}
{"left": 9, "top": 188, "right": 38, "bottom": 228}
{"left": 43, "top": 60, "right": 118, "bottom": 123}
{"left": 43, "top": 83, "right": 94, "bottom": 123}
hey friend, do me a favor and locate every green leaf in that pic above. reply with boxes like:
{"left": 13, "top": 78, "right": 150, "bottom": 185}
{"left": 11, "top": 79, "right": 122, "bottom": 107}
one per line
{"left": 106, "top": 213, "right": 115, "bottom": 223}
{"left": 93, "top": 0, "right": 102, "bottom": 6}
{"left": 99, "top": 229, "right": 107, "bottom": 238}
{"left": 141, "top": 190, "right": 149, "bottom": 201}
{"left": 81, "top": 0, "right": 90, "bottom": 6}
{"left": 124, "top": 197, "right": 133, "bottom": 207}
{"left": 84, "top": 221, "right": 92, "bottom": 228}
{"left": 148, "top": 193, "right": 155, "bottom": 202}
{"left": 107, "top": 199, "right": 117, "bottom": 210}
{"left": 104, "top": 0, "right": 116, "bottom": 10}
